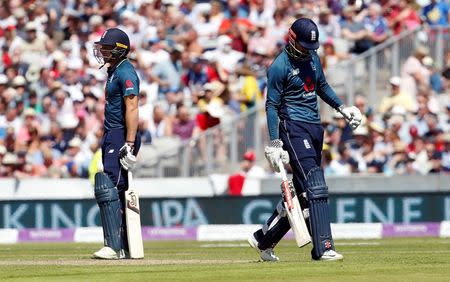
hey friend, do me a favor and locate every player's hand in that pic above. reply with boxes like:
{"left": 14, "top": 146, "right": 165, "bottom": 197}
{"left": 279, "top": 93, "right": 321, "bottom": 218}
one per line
{"left": 264, "top": 139, "right": 289, "bottom": 173}
{"left": 119, "top": 143, "right": 136, "bottom": 170}
{"left": 341, "top": 106, "right": 362, "bottom": 130}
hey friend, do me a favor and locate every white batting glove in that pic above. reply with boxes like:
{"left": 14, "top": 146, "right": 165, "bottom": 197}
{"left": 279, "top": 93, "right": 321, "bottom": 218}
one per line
{"left": 264, "top": 139, "right": 290, "bottom": 173}
{"left": 119, "top": 143, "right": 136, "bottom": 170}
{"left": 340, "top": 106, "right": 362, "bottom": 130}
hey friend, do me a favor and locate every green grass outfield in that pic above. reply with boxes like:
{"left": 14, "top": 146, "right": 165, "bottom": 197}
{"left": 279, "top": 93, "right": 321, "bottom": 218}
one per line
{"left": 1, "top": 238, "right": 449, "bottom": 281}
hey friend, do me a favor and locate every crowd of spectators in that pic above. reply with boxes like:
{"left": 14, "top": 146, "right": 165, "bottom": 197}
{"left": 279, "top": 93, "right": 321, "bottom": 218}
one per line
{"left": 0, "top": 0, "right": 448, "bottom": 178}
{"left": 322, "top": 45, "right": 450, "bottom": 176}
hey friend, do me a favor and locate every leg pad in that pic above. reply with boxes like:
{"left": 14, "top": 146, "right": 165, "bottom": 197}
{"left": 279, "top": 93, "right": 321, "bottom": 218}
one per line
{"left": 305, "top": 167, "right": 334, "bottom": 259}
{"left": 256, "top": 200, "right": 291, "bottom": 250}
{"left": 95, "top": 172, "right": 123, "bottom": 251}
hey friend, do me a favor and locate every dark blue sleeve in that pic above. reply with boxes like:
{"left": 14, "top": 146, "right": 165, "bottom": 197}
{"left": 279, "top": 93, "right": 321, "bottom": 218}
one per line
{"left": 265, "top": 59, "right": 285, "bottom": 140}
{"left": 314, "top": 55, "right": 343, "bottom": 109}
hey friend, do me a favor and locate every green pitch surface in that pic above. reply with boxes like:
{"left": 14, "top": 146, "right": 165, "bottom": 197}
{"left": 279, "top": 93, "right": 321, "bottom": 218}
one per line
{"left": 1, "top": 238, "right": 450, "bottom": 281}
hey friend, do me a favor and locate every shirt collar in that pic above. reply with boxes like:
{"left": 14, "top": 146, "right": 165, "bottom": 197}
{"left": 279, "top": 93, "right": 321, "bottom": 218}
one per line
{"left": 107, "top": 59, "right": 127, "bottom": 76}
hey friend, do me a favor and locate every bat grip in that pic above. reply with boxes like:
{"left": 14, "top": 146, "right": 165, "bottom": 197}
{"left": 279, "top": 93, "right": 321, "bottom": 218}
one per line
{"left": 277, "top": 159, "right": 287, "bottom": 181}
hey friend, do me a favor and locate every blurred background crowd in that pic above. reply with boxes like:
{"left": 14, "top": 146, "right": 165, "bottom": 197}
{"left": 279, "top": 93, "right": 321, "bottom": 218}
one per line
{"left": 0, "top": 0, "right": 448, "bottom": 179}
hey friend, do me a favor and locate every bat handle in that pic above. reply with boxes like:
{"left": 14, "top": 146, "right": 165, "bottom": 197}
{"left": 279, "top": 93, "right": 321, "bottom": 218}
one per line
{"left": 336, "top": 107, "right": 352, "bottom": 123}
{"left": 127, "top": 170, "right": 133, "bottom": 188}
{"left": 277, "top": 159, "right": 287, "bottom": 181}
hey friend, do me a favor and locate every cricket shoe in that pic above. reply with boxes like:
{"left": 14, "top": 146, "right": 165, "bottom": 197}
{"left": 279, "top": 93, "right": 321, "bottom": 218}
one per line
{"left": 92, "top": 246, "right": 126, "bottom": 260}
{"left": 319, "top": 250, "right": 343, "bottom": 261}
{"left": 247, "top": 234, "right": 279, "bottom": 262}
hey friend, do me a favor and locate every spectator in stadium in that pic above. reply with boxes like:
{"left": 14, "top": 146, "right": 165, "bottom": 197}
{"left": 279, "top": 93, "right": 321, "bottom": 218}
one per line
{"left": 320, "top": 40, "right": 350, "bottom": 71}
{"left": 16, "top": 108, "right": 38, "bottom": 147}
{"left": 354, "top": 94, "right": 374, "bottom": 123}
{"left": 138, "top": 91, "right": 153, "bottom": 127}
{"left": 195, "top": 81, "right": 225, "bottom": 131}
{"left": 429, "top": 151, "right": 444, "bottom": 173}
{"left": 203, "top": 35, "right": 245, "bottom": 78}
{"left": 386, "top": 0, "right": 421, "bottom": 35}
{"left": 265, "top": 9, "right": 288, "bottom": 49}
{"left": 379, "top": 76, "right": 417, "bottom": 114}
{"left": 360, "top": 3, "right": 389, "bottom": 45}
{"left": 21, "top": 21, "right": 48, "bottom": 65}
{"left": 401, "top": 45, "right": 430, "bottom": 98}
{"left": 171, "top": 104, "right": 200, "bottom": 141}
{"left": 235, "top": 63, "right": 261, "bottom": 113}
{"left": 247, "top": 22, "right": 273, "bottom": 56}
{"left": 228, "top": 150, "right": 266, "bottom": 196}
{"left": 317, "top": 7, "right": 341, "bottom": 44}
{"left": 386, "top": 140, "right": 417, "bottom": 175}
{"left": 341, "top": 6, "right": 372, "bottom": 54}
{"left": 14, "top": 150, "right": 33, "bottom": 178}
{"left": 148, "top": 104, "right": 172, "bottom": 140}
{"left": 2, "top": 153, "right": 17, "bottom": 177}
{"left": 248, "top": 0, "right": 273, "bottom": 28}
{"left": 421, "top": 0, "right": 450, "bottom": 27}
{"left": 362, "top": 135, "right": 387, "bottom": 173}
{"left": 183, "top": 56, "right": 209, "bottom": 89}
{"left": 422, "top": 56, "right": 445, "bottom": 94}
{"left": 327, "top": 143, "right": 355, "bottom": 176}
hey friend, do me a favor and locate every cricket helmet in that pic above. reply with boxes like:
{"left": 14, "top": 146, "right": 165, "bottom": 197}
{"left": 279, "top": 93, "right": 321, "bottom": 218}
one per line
{"left": 93, "top": 28, "right": 130, "bottom": 65}
{"left": 289, "top": 18, "right": 320, "bottom": 50}
{"left": 286, "top": 18, "right": 319, "bottom": 60}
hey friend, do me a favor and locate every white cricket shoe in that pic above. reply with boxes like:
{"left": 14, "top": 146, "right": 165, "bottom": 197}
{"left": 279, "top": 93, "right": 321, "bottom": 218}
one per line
{"left": 92, "top": 246, "right": 125, "bottom": 260}
{"left": 319, "top": 250, "right": 343, "bottom": 261}
{"left": 247, "top": 234, "right": 280, "bottom": 262}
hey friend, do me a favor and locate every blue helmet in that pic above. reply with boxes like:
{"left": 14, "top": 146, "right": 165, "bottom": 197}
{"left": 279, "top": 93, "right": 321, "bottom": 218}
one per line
{"left": 289, "top": 18, "right": 319, "bottom": 50}
{"left": 287, "top": 18, "right": 319, "bottom": 60}
{"left": 93, "top": 28, "right": 130, "bottom": 65}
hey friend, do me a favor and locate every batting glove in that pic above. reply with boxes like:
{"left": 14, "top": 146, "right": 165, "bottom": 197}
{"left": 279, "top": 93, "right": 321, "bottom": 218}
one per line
{"left": 119, "top": 143, "right": 136, "bottom": 171}
{"left": 264, "top": 139, "right": 290, "bottom": 173}
{"left": 340, "top": 106, "right": 362, "bottom": 130}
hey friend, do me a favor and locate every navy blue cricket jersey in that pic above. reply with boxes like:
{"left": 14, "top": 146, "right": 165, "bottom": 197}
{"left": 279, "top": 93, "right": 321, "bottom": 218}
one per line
{"left": 265, "top": 48, "right": 343, "bottom": 140}
{"left": 105, "top": 59, "right": 140, "bottom": 130}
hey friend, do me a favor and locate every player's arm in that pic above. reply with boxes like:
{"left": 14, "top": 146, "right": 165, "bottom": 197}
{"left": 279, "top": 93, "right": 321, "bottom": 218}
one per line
{"left": 265, "top": 62, "right": 284, "bottom": 140}
{"left": 264, "top": 60, "right": 289, "bottom": 172}
{"left": 122, "top": 71, "right": 140, "bottom": 144}
{"left": 125, "top": 95, "right": 138, "bottom": 144}
{"left": 119, "top": 72, "right": 140, "bottom": 170}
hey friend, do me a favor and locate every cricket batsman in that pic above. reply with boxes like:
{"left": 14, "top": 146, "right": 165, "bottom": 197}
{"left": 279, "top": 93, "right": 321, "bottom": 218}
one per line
{"left": 248, "top": 18, "right": 362, "bottom": 261}
{"left": 92, "top": 28, "right": 141, "bottom": 259}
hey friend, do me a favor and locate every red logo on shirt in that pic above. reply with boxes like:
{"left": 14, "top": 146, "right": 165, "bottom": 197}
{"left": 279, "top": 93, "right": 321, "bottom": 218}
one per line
{"left": 125, "top": 79, "right": 133, "bottom": 88}
{"left": 303, "top": 76, "right": 315, "bottom": 92}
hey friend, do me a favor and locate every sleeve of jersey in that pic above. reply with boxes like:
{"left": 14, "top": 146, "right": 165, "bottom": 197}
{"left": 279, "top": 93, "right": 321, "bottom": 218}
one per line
{"left": 120, "top": 69, "right": 140, "bottom": 97}
{"left": 265, "top": 61, "right": 284, "bottom": 141}
{"left": 315, "top": 57, "right": 343, "bottom": 109}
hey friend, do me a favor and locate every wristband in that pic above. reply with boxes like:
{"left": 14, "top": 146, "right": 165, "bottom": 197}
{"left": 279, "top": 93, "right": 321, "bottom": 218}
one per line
{"left": 269, "top": 139, "right": 283, "bottom": 148}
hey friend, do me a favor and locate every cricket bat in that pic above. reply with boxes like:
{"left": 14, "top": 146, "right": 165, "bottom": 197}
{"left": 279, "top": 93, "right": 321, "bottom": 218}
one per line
{"left": 278, "top": 159, "right": 311, "bottom": 248}
{"left": 125, "top": 170, "right": 144, "bottom": 259}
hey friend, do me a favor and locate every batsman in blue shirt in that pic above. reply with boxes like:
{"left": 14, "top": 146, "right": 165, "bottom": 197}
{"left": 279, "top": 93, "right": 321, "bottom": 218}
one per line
{"left": 248, "top": 18, "right": 362, "bottom": 261}
{"left": 91, "top": 28, "right": 141, "bottom": 259}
